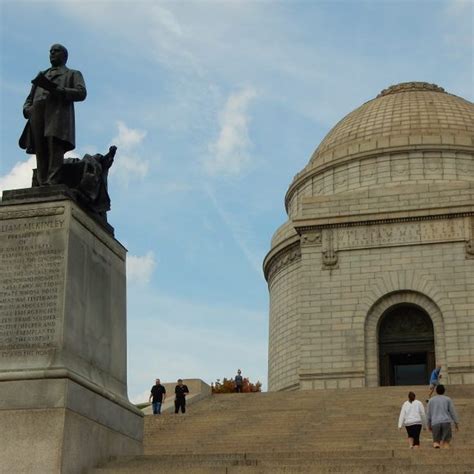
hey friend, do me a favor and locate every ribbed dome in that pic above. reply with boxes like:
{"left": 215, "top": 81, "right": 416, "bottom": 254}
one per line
{"left": 307, "top": 82, "right": 474, "bottom": 171}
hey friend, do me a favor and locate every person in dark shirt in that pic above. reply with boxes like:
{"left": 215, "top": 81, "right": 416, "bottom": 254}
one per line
{"left": 174, "top": 379, "right": 189, "bottom": 414}
{"left": 148, "top": 378, "right": 166, "bottom": 415}
{"left": 235, "top": 369, "right": 243, "bottom": 393}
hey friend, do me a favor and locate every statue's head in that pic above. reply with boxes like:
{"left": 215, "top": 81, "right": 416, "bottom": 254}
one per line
{"left": 50, "top": 44, "right": 68, "bottom": 67}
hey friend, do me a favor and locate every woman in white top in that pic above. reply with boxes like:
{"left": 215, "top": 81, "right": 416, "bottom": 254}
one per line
{"left": 398, "top": 391, "right": 427, "bottom": 448}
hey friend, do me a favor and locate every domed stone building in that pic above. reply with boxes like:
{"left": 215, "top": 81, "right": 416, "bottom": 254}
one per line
{"left": 264, "top": 82, "right": 474, "bottom": 391}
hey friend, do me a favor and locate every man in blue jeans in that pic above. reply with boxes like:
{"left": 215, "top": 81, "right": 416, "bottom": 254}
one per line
{"left": 149, "top": 378, "right": 166, "bottom": 415}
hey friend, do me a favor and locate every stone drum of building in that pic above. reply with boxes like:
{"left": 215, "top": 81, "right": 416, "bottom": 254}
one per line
{"left": 264, "top": 82, "right": 474, "bottom": 391}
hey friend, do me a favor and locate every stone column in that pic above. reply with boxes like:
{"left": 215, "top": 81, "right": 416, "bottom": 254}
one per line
{"left": 0, "top": 188, "right": 143, "bottom": 473}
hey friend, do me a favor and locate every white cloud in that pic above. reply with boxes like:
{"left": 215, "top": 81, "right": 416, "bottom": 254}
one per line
{"left": 446, "top": 0, "right": 472, "bottom": 14}
{"left": 111, "top": 121, "right": 149, "bottom": 183}
{"left": 127, "top": 251, "right": 156, "bottom": 285}
{"left": 114, "top": 121, "right": 147, "bottom": 150}
{"left": 204, "top": 87, "right": 257, "bottom": 176}
{"left": 57, "top": 1, "right": 198, "bottom": 74}
{"left": 0, "top": 156, "right": 36, "bottom": 193}
{"left": 150, "top": 4, "right": 183, "bottom": 37}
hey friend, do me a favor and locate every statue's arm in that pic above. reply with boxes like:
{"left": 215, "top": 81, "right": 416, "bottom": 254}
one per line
{"left": 59, "top": 70, "right": 87, "bottom": 102}
{"left": 22, "top": 85, "right": 35, "bottom": 119}
{"left": 101, "top": 146, "right": 117, "bottom": 170}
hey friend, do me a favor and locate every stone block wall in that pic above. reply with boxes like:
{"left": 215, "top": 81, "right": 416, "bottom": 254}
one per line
{"left": 298, "top": 238, "right": 473, "bottom": 389}
{"left": 266, "top": 200, "right": 474, "bottom": 391}
{"left": 267, "top": 248, "right": 301, "bottom": 391}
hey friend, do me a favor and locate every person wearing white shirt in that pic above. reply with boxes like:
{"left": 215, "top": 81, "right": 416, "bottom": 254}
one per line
{"left": 398, "top": 391, "right": 427, "bottom": 448}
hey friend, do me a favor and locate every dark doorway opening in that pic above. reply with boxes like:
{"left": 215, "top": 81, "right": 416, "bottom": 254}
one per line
{"left": 378, "top": 304, "right": 435, "bottom": 386}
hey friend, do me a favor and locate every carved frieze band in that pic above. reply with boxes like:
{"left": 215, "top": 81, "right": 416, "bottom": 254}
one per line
{"left": 332, "top": 217, "right": 469, "bottom": 251}
{"left": 0, "top": 206, "right": 65, "bottom": 222}
{"left": 266, "top": 243, "right": 301, "bottom": 281}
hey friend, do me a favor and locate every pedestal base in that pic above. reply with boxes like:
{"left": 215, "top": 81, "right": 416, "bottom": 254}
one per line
{"left": 0, "top": 378, "right": 142, "bottom": 473}
{"left": 0, "top": 193, "right": 143, "bottom": 472}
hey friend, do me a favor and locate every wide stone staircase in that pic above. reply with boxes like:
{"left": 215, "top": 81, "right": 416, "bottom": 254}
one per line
{"left": 91, "top": 385, "right": 474, "bottom": 473}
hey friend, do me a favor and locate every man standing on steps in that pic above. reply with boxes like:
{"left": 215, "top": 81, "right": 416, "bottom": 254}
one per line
{"left": 234, "top": 369, "right": 244, "bottom": 393}
{"left": 175, "top": 379, "right": 189, "bottom": 414}
{"left": 428, "top": 365, "right": 442, "bottom": 399}
{"left": 149, "top": 378, "right": 166, "bottom": 415}
{"left": 427, "top": 384, "right": 459, "bottom": 449}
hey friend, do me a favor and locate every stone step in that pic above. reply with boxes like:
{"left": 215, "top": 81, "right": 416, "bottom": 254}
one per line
{"left": 142, "top": 446, "right": 471, "bottom": 456}
{"left": 103, "top": 449, "right": 474, "bottom": 462}
{"left": 94, "top": 385, "right": 474, "bottom": 473}
{"left": 92, "top": 468, "right": 474, "bottom": 474}
{"left": 144, "top": 433, "right": 472, "bottom": 443}
{"left": 91, "top": 454, "right": 474, "bottom": 474}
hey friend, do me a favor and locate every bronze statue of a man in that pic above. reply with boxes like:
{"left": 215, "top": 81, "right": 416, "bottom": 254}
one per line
{"left": 19, "top": 44, "right": 87, "bottom": 186}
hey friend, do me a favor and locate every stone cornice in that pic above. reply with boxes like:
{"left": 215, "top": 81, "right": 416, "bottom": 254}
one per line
{"left": 263, "top": 239, "right": 301, "bottom": 283}
{"left": 0, "top": 205, "right": 65, "bottom": 221}
{"left": 263, "top": 234, "right": 299, "bottom": 270}
{"left": 293, "top": 207, "right": 474, "bottom": 232}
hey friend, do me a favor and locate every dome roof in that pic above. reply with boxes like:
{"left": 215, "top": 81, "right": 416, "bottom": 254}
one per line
{"left": 306, "top": 82, "right": 474, "bottom": 172}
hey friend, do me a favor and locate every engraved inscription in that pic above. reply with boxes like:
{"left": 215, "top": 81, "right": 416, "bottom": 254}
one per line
{"left": 0, "top": 206, "right": 64, "bottom": 222}
{"left": 335, "top": 218, "right": 467, "bottom": 250}
{"left": 0, "top": 218, "right": 65, "bottom": 353}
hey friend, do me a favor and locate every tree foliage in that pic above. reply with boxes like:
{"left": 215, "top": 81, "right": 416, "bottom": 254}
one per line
{"left": 211, "top": 376, "right": 262, "bottom": 394}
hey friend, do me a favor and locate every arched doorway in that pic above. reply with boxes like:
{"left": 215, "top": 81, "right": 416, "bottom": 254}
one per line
{"left": 378, "top": 304, "right": 435, "bottom": 386}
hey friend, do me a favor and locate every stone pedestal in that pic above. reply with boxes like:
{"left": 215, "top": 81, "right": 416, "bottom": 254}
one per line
{"left": 0, "top": 188, "right": 143, "bottom": 473}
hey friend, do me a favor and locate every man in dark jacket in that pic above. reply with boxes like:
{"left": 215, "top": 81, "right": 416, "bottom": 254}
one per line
{"left": 174, "top": 379, "right": 189, "bottom": 414}
{"left": 19, "top": 44, "right": 87, "bottom": 186}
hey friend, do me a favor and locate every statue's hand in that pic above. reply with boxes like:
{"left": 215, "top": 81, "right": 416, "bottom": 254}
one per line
{"left": 51, "top": 86, "right": 67, "bottom": 98}
{"left": 108, "top": 145, "right": 117, "bottom": 157}
{"left": 23, "top": 107, "right": 32, "bottom": 119}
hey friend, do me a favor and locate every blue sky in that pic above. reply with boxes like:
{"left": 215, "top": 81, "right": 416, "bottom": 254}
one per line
{"left": 0, "top": 0, "right": 472, "bottom": 402}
